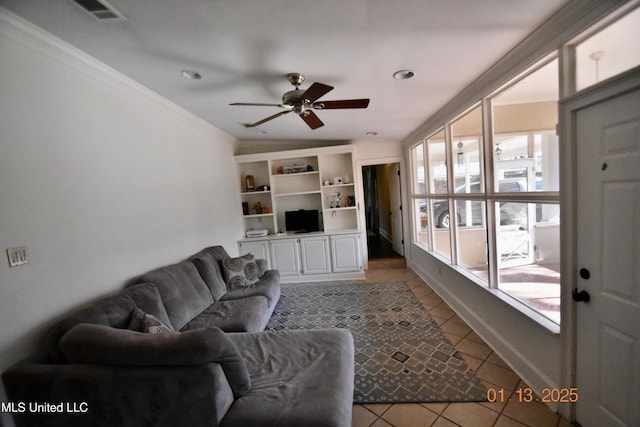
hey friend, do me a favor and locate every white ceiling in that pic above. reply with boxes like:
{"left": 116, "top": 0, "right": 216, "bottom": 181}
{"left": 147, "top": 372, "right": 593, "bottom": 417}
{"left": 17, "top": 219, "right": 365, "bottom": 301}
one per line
{"left": 1, "top": 0, "right": 567, "bottom": 141}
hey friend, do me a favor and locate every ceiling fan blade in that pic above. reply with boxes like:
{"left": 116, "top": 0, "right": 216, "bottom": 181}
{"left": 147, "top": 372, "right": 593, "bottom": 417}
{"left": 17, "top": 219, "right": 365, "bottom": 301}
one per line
{"left": 301, "top": 82, "right": 334, "bottom": 103}
{"left": 313, "top": 99, "right": 370, "bottom": 109}
{"left": 243, "top": 110, "right": 291, "bottom": 127}
{"left": 300, "top": 110, "right": 324, "bottom": 130}
{"left": 230, "top": 102, "right": 283, "bottom": 107}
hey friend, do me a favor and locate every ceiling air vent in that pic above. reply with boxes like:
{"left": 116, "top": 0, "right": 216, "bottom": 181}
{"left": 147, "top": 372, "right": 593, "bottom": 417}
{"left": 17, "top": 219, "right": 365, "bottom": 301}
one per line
{"left": 71, "top": 0, "right": 125, "bottom": 21}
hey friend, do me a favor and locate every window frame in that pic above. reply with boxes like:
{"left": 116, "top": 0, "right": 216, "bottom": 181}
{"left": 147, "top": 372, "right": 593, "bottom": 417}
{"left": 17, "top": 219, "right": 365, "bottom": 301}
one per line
{"left": 409, "top": 58, "right": 562, "bottom": 329}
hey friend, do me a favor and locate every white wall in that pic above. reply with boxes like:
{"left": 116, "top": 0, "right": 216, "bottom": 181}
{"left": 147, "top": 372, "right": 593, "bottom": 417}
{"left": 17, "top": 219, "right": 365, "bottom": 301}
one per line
{"left": 0, "top": 12, "right": 241, "bottom": 373}
{"left": 352, "top": 139, "right": 403, "bottom": 162}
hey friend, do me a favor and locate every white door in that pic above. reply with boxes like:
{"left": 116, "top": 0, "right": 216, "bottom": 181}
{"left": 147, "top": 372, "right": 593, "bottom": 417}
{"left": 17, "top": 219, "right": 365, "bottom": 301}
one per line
{"left": 269, "top": 238, "right": 301, "bottom": 276}
{"left": 389, "top": 163, "right": 405, "bottom": 256}
{"left": 300, "top": 236, "right": 331, "bottom": 274}
{"left": 574, "top": 74, "right": 640, "bottom": 427}
{"left": 331, "top": 234, "right": 361, "bottom": 272}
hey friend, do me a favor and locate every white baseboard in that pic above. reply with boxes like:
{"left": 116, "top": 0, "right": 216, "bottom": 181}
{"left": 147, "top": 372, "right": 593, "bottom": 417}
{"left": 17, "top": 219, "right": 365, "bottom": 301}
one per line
{"left": 378, "top": 228, "right": 392, "bottom": 243}
{"left": 280, "top": 271, "right": 365, "bottom": 283}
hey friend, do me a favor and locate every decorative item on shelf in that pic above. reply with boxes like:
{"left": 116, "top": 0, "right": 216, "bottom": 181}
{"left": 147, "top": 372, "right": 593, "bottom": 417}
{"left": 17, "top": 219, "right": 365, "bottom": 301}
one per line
{"left": 252, "top": 201, "right": 263, "bottom": 214}
{"left": 245, "top": 175, "right": 255, "bottom": 192}
{"left": 329, "top": 191, "right": 342, "bottom": 208}
{"left": 347, "top": 196, "right": 356, "bottom": 207}
{"left": 284, "top": 164, "right": 313, "bottom": 174}
{"left": 262, "top": 206, "right": 270, "bottom": 214}
{"left": 276, "top": 166, "right": 285, "bottom": 175}
{"left": 333, "top": 176, "right": 343, "bottom": 185}
{"left": 323, "top": 179, "right": 330, "bottom": 186}
{"left": 242, "top": 202, "right": 249, "bottom": 215}
{"left": 256, "top": 185, "right": 270, "bottom": 191}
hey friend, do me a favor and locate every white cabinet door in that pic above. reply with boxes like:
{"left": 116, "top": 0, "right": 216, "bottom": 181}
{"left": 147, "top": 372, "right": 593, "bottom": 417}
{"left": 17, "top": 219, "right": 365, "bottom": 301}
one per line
{"left": 270, "top": 238, "right": 301, "bottom": 276}
{"left": 330, "top": 234, "right": 361, "bottom": 272}
{"left": 300, "top": 236, "right": 331, "bottom": 274}
{"left": 238, "top": 240, "right": 271, "bottom": 269}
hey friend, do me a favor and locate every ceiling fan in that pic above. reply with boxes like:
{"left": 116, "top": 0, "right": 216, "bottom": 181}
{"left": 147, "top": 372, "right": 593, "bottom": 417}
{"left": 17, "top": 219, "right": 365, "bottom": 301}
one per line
{"left": 230, "top": 73, "right": 370, "bottom": 130}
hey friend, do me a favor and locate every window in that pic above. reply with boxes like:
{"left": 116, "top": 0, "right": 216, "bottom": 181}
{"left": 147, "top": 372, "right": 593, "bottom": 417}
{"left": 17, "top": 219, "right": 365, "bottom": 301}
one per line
{"left": 409, "top": 59, "right": 561, "bottom": 326}
{"left": 450, "top": 106, "right": 483, "bottom": 193}
{"left": 411, "top": 143, "right": 425, "bottom": 195}
{"left": 413, "top": 198, "right": 430, "bottom": 250}
{"left": 496, "top": 202, "right": 560, "bottom": 323}
{"left": 490, "top": 58, "right": 560, "bottom": 323}
{"left": 575, "top": 6, "right": 640, "bottom": 91}
{"left": 427, "top": 129, "right": 447, "bottom": 195}
{"left": 450, "top": 106, "right": 488, "bottom": 281}
{"left": 492, "top": 59, "right": 559, "bottom": 193}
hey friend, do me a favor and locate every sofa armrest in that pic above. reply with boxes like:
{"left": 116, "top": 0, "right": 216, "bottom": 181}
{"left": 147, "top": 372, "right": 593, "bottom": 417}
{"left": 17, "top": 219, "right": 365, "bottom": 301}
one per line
{"left": 256, "top": 258, "right": 268, "bottom": 276}
{"left": 2, "top": 361, "right": 233, "bottom": 427}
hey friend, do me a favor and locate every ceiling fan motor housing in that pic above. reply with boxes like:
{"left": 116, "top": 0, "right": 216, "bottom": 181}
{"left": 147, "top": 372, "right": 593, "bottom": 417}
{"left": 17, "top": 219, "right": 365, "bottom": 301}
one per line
{"left": 283, "top": 89, "right": 309, "bottom": 114}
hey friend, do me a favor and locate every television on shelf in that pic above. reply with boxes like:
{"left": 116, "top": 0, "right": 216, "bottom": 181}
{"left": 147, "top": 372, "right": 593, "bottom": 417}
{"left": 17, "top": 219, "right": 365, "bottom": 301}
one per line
{"left": 285, "top": 209, "right": 320, "bottom": 233}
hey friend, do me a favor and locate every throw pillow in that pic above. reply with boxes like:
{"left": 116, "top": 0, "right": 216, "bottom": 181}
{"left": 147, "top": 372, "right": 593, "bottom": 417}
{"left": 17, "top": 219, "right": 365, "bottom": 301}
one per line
{"left": 129, "top": 307, "right": 173, "bottom": 334}
{"left": 222, "top": 253, "right": 260, "bottom": 290}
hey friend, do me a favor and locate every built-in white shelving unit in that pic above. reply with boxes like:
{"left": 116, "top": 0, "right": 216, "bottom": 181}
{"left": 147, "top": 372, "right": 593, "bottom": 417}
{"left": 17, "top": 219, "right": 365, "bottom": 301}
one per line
{"left": 235, "top": 145, "right": 364, "bottom": 282}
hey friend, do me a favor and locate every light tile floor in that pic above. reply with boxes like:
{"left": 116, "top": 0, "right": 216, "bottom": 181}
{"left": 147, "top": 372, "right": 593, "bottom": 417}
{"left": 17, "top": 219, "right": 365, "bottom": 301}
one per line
{"left": 352, "top": 265, "right": 573, "bottom": 427}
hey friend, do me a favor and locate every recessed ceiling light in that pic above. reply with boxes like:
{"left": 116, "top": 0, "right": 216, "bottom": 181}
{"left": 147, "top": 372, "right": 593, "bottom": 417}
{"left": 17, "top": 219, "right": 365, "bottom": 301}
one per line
{"left": 393, "top": 69, "right": 415, "bottom": 80}
{"left": 181, "top": 69, "right": 202, "bottom": 80}
{"left": 366, "top": 131, "right": 378, "bottom": 136}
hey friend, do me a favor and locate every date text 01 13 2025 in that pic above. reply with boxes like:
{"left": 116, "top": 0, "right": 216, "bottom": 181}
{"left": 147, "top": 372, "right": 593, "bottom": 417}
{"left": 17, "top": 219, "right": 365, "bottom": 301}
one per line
{"left": 486, "top": 387, "right": 578, "bottom": 403}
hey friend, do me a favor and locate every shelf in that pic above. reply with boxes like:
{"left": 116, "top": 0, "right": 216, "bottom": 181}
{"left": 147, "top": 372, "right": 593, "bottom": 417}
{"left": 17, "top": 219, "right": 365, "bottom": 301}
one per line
{"left": 243, "top": 213, "right": 275, "bottom": 218}
{"left": 272, "top": 171, "right": 319, "bottom": 177}
{"left": 322, "top": 183, "right": 354, "bottom": 188}
{"left": 273, "top": 190, "right": 321, "bottom": 197}
{"left": 324, "top": 206, "right": 357, "bottom": 211}
{"left": 241, "top": 190, "right": 271, "bottom": 196}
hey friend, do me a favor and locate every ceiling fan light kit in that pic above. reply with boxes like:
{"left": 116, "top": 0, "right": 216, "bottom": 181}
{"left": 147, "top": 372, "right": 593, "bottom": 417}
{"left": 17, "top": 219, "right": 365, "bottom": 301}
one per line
{"left": 231, "top": 73, "right": 370, "bottom": 130}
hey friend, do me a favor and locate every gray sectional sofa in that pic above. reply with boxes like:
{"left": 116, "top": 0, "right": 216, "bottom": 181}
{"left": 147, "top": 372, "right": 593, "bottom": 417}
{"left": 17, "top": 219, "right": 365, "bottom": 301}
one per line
{"left": 2, "top": 246, "right": 355, "bottom": 427}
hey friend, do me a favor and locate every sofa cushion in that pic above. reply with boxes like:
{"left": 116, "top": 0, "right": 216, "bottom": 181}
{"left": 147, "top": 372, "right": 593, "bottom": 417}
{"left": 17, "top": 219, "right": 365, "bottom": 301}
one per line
{"left": 134, "top": 260, "right": 214, "bottom": 330}
{"left": 181, "top": 297, "right": 271, "bottom": 333}
{"left": 45, "top": 292, "right": 137, "bottom": 363}
{"left": 197, "top": 245, "right": 231, "bottom": 263}
{"left": 188, "top": 249, "right": 228, "bottom": 301}
{"left": 123, "top": 282, "right": 173, "bottom": 329}
{"left": 224, "top": 329, "right": 355, "bottom": 427}
{"left": 59, "top": 323, "right": 251, "bottom": 398}
{"left": 222, "top": 254, "right": 260, "bottom": 290}
{"left": 129, "top": 308, "right": 174, "bottom": 334}
{"left": 219, "top": 270, "right": 281, "bottom": 308}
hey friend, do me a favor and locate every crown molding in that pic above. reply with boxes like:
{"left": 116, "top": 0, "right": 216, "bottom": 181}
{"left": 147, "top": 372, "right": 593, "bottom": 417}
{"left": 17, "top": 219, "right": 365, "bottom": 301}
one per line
{"left": 0, "top": 7, "right": 236, "bottom": 144}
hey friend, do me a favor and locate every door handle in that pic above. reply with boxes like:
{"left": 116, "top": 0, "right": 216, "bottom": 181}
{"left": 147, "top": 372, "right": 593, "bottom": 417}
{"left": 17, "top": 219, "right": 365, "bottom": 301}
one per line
{"left": 572, "top": 288, "right": 591, "bottom": 303}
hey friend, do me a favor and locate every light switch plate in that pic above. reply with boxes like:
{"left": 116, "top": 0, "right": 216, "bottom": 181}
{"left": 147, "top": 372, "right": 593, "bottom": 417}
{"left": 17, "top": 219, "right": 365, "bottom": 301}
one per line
{"left": 6, "top": 246, "right": 29, "bottom": 267}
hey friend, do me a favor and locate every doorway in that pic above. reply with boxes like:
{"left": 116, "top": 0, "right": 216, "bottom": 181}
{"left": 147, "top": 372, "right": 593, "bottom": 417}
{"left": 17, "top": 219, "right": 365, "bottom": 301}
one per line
{"left": 361, "top": 163, "right": 404, "bottom": 260}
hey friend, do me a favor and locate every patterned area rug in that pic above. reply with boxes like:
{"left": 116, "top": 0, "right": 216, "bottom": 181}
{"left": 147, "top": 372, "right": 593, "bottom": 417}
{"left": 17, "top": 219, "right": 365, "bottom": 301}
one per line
{"left": 266, "top": 281, "right": 487, "bottom": 404}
